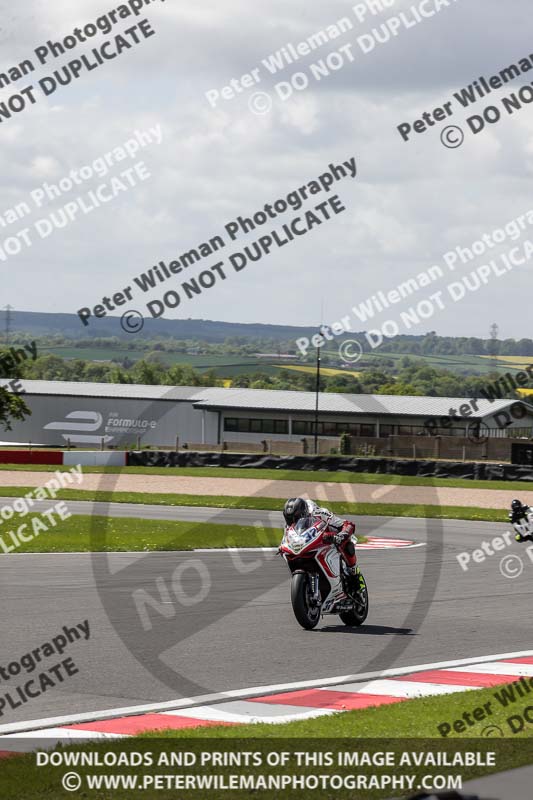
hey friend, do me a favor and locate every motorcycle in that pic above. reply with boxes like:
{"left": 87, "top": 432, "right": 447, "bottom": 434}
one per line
{"left": 279, "top": 514, "right": 369, "bottom": 630}
{"left": 509, "top": 501, "right": 533, "bottom": 543}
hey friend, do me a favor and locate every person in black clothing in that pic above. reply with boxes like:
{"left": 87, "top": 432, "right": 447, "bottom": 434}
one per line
{"left": 509, "top": 498, "right": 533, "bottom": 542}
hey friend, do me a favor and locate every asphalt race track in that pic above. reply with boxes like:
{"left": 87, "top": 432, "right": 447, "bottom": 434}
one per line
{"left": 1, "top": 510, "right": 532, "bottom": 730}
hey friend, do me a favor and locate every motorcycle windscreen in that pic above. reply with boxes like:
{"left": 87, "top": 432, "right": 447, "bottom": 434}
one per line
{"left": 293, "top": 516, "right": 315, "bottom": 533}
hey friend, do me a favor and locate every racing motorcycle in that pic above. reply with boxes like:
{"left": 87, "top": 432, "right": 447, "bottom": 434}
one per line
{"left": 279, "top": 514, "right": 369, "bottom": 630}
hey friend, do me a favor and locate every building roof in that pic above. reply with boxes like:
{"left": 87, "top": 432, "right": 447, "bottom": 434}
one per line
{"left": 0, "top": 380, "right": 208, "bottom": 402}
{"left": 192, "top": 388, "right": 531, "bottom": 418}
{"left": 2, "top": 379, "right": 532, "bottom": 419}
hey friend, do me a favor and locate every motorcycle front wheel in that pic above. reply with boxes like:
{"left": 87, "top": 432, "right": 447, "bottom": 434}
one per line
{"left": 339, "top": 572, "right": 369, "bottom": 626}
{"left": 291, "top": 572, "right": 321, "bottom": 630}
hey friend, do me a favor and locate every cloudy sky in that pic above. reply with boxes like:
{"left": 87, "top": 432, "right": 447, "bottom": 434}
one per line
{"left": 1, "top": 0, "right": 532, "bottom": 338}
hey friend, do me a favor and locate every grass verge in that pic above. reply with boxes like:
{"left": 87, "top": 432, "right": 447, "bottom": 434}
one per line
{"left": 0, "top": 487, "right": 508, "bottom": 523}
{"left": 0, "top": 462, "right": 529, "bottom": 492}
{"left": 0, "top": 515, "right": 288, "bottom": 553}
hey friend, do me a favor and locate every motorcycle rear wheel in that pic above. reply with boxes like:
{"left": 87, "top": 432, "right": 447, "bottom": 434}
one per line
{"left": 291, "top": 572, "right": 320, "bottom": 630}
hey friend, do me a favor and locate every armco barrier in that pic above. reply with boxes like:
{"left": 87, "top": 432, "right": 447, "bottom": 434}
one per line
{"left": 0, "top": 449, "right": 63, "bottom": 465}
{"left": 125, "top": 450, "right": 533, "bottom": 481}
{"left": 0, "top": 450, "right": 126, "bottom": 466}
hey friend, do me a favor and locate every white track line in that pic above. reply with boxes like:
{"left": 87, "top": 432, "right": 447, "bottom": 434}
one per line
{"left": 329, "top": 679, "right": 473, "bottom": 698}
{"left": 5, "top": 729, "right": 123, "bottom": 741}
{"left": 2, "top": 649, "right": 532, "bottom": 736}
{"left": 447, "top": 662, "right": 533, "bottom": 676}
{"left": 2, "top": 540, "right": 423, "bottom": 556}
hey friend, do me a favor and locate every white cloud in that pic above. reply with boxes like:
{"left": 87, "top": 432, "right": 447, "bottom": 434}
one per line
{"left": 30, "top": 155, "right": 60, "bottom": 177}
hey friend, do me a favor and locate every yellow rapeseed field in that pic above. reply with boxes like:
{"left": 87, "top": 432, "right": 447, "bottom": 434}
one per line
{"left": 275, "top": 365, "right": 361, "bottom": 377}
{"left": 479, "top": 355, "right": 533, "bottom": 366}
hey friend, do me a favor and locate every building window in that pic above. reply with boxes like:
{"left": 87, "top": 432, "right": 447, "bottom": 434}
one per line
{"left": 380, "top": 425, "right": 395, "bottom": 438}
{"left": 360, "top": 424, "right": 376, "bottom": 437}
{"left": 223, "top": 417, "right": 289, "bottom": 434}
{"left": 224, "top": 417, "right": 375, "bottom": 437}
{"left": 337, "top": 422, "right": 359, "bottom": 435}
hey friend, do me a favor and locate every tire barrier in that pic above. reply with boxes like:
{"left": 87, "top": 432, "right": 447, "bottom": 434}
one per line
{"left": 3, "top": 447, "right": 532, "bottom": 481}
{"left": 126, "top": 450, "right": 533, "bottom": 481}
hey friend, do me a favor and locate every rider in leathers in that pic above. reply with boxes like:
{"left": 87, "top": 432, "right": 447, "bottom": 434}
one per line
{"left": 282, "top": 497, "right": 361, "bottom": 594}
{"left": 510, "top": 498, "right": 533, "bottom": 542}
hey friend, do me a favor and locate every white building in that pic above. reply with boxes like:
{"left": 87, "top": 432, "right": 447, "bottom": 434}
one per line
{"left": 1, "top": 380, "right": 533, "bottom": 448}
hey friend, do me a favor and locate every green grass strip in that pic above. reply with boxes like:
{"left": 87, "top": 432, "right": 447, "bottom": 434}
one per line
{"left": 0, "top": 462, "right": 529, "bottom": 492}
{"left": 0, "top": 515, "right": 286, "bottom": 553}
{"left": 0, "top": 487, "right": 509, "bottom": 523}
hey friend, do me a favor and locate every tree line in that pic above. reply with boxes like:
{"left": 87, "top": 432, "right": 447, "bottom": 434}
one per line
{"left": 4, "top": 331, "right": 533, "bottom": 357}
{"left": 8, "top": 353, "right": 530, "bottom": 399}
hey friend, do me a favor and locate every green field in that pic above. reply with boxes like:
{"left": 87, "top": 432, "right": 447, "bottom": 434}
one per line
{"left": 44, "top": 344, "right": 492, "bottom": 373}
{"left": 39, "top": 347, "right": 321, "bottom": 380}
{"left": 43, "top": 346, "right": 295, "bottom": 367}
{"left": 42, "top": 342, "right": 533, "bottom": 380}
{"left": 326, "top": 347, "right": 533, "bottom": 375}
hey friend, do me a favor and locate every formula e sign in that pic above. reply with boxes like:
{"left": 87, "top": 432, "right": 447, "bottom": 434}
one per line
{"left": 44, "top": 410, "right": 158, "bottom": 445}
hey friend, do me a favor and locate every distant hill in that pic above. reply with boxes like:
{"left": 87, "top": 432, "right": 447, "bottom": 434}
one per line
{"left": 3, "top": 310, "right": 320, "bottom": 342}
{"left": 5, "top": 311, "right": 533, "bottom": 359}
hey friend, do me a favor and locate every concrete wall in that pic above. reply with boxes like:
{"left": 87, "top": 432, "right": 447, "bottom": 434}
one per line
{"left": 62, "top": 451, "right": 126, "bottom": 466}
{"left": 343, "top": 434, "right": 518, "bottom": 462}
{"left": 185, "top": 435, "right": 527, "bottom": 461}
{"left": 186, "top": 437, "right": 341, "bottom": 455}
